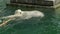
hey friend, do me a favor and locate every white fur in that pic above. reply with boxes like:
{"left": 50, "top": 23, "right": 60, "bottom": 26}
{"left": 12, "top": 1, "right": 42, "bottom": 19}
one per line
{"left": 2, "top": 9, "right": 44, "bottom": 19}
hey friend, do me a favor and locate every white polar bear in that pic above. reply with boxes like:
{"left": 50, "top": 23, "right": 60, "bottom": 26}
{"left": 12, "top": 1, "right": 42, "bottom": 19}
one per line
{"left": 2, "top": 9, "right": 44, "bottom": 19}
{"left": 0, "top": 9, "right": 44, "bottom": 26}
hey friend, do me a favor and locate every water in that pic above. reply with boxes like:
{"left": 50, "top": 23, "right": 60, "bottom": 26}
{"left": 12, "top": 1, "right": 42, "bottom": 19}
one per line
{"left": 0, "top": 0, "right": 60, "bottom": 34}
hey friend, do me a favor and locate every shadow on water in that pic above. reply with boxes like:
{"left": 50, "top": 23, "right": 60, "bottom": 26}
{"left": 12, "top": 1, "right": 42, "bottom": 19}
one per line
{"left": 0, "top": 6, "right": 58, "bottom": 34}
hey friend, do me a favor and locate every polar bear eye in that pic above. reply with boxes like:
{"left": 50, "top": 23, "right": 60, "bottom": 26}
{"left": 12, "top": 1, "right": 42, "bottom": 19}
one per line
{"left": 20, "top": 12, "right": 21, "bottom": 14}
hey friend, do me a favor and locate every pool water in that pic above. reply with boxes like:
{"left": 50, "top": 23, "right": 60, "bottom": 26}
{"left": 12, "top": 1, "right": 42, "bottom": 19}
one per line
{"left": 0, "top": 0, "right": 60, "bottom": 34}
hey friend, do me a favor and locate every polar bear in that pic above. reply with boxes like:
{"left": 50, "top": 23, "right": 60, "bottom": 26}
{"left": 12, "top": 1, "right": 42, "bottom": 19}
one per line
{"left": 0, "top": 9, "right": 44, "bottom": 26}
{"left": 2, "top": 9, "right": 44, "bottom": 19}
{"left": 13, "top": 9, "right": 44, "bottom": 19}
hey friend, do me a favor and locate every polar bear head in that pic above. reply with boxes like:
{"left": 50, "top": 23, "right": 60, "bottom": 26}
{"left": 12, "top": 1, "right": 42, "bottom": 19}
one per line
{"left": 15, "top": 9, "right": 24, "bottom": 15}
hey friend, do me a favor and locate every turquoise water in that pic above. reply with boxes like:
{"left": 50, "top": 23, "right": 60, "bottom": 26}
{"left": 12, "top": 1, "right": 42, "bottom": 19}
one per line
{"left": 0, "top": 0, "right": 60, "bottom": 34}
